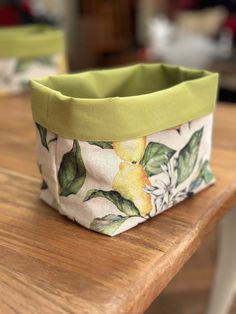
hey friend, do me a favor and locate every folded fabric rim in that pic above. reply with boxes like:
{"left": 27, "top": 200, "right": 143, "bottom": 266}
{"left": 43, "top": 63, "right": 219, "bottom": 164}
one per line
{"left": 0, "top": 24, "right": 65, "bottom": 58}
{"left": 30, "top": 63, "right": 219, "bottom": 142}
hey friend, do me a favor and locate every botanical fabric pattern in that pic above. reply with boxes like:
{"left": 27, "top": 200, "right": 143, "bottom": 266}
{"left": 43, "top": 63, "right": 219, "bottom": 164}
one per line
{"left": 0, "top": 53, "right": 65, "bottom": 96}
{"left": 36, "top": 114, "right": 214, "bottom": 236}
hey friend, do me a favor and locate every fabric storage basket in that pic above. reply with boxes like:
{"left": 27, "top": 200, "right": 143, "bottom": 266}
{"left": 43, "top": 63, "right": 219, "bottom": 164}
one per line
{"left": 30, "top": 63, "right": 218, "bottom": 236}
{"left": 0, "top": 24, "right": 66, "bottom": 96}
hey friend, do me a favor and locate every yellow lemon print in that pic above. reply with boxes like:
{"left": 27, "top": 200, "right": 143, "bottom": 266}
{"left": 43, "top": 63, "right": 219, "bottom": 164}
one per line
{"left": 112, "top": 137, "right": 146, "bottom": 162}
{"left": 112, "top": 162, "right": 152, "bottom": 216}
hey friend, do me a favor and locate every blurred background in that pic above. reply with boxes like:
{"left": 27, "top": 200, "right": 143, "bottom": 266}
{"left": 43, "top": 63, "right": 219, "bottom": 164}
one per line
{"left": 0, "top": 1, "right": 236, "bottom": 313}
{"left": 1, "top": 0, "right": 236, "bottom": 102}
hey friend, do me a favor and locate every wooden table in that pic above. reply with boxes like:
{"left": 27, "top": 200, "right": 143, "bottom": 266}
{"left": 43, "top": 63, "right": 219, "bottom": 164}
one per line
{"left": 0, "top": 96, "right": 236, "bottom": 314}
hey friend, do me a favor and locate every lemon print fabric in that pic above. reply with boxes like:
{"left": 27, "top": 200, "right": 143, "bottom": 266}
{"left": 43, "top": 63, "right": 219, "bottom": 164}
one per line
{"left": 112, "top": 138, "right": 146, "bottom": 162}
{"left": 112, "top": 137, "right": 152, "bottom": 216}
{"left": 112, "top": 163, "right": 152, "bottom": 216}
{"left": 85, "top": 137, "right": 153, "bottom": 218}
{"left": 36, "top": 114, "right": 215, "bottom": 236}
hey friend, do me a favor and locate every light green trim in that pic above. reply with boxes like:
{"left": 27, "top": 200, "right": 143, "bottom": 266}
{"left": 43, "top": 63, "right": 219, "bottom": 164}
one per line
{"left": 0, "top": 24, "right": 65, "bottom": 58}
{"left": 30, "top": 63, "right": 219, "bottom": 141}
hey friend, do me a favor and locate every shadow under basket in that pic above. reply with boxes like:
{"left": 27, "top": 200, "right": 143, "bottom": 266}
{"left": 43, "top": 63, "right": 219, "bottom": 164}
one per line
{"left": 30, "top": 63, "right": 219, "bottom": 236}
{"left": 0, "top": 24, "right": 66, "bottom": 96}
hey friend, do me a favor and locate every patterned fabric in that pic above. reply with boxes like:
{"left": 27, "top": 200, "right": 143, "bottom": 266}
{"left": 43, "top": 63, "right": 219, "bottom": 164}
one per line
{"left": 0, "top": 53, "right": 65, "bottom": 96}
{"left": 36, "top": 114, "right": 214, "bottom": 236}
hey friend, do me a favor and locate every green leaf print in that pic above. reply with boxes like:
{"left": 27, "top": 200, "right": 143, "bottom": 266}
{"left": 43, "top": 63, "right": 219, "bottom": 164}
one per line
{"left": 41, "top": 180, "right": 48, "bottom": 190}
{"left": 177, "top": 128, "right": 203, "bottom": 185}
{"left": 88, "top": 141, "right": 113, "bottom": 149}
{"left": 58, "top": 140, "right": 86, "bottom": 196}
{"left": 200, "top": 160, "right": 214, "bottom": 184}
{"left": 36, "top": 56, "right": 54, "bottom": 66}
{"left": 90, "top": 214, "right": 129, "bottom": 236}
{"left": 140, "top": 142, "right": 176, "bottom": 177}
{"left": 189, "top": 177, "right": 202, "bottom": 192}
{"left": 84, "top": 189, "right": 140, "bottom": 216}
{"left": 36, "top": 123, "right": 48, "bottom": 151}
{"left": 16, "top": 59, "right": 31, "bottom": 73}
{"left": 189, "top": 160, "right": 214, "bottom": 192}
{"left": 16, "top": 56, "right": 54, "bottom": 73}
{"left": 38, "top": 164, "right": 48, "bottom": 190}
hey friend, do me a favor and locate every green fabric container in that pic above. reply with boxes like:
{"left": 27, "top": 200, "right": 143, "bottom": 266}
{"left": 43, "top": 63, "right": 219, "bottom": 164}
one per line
{"left": 0, "top": 24, "right": 66, "bottom": 96}
{"left": 30, "top": 63, "right": 219, "bottom": 236}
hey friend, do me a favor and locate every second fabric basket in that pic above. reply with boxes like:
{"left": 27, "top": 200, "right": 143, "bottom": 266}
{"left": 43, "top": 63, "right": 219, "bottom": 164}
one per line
{"left": 0, "top": 24, "right": 66, "bottom": 96}
{"left": 30, "top": 63, "right": 219, "bottom": 236}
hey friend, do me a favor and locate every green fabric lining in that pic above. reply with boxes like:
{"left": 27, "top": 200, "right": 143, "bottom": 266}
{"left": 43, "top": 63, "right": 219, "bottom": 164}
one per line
{"left": 0, "top": 24, "right": 65, "bottom": 58}
{"left": 30, "top": 63, "right": 219, "bottom": 141}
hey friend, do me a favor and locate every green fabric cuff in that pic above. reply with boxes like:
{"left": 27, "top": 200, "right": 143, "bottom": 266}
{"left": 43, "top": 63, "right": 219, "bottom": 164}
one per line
{"left": 30, "top": 63, "right": 219, "bottom": 141}
{"left": 0, "top": 24, "right": 65, "bottom": 58}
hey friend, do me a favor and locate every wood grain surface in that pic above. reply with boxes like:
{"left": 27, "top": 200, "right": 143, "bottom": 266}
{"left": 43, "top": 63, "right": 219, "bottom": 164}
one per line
{"left": 0, "top": 96, "right": 236, "bottom": 314}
